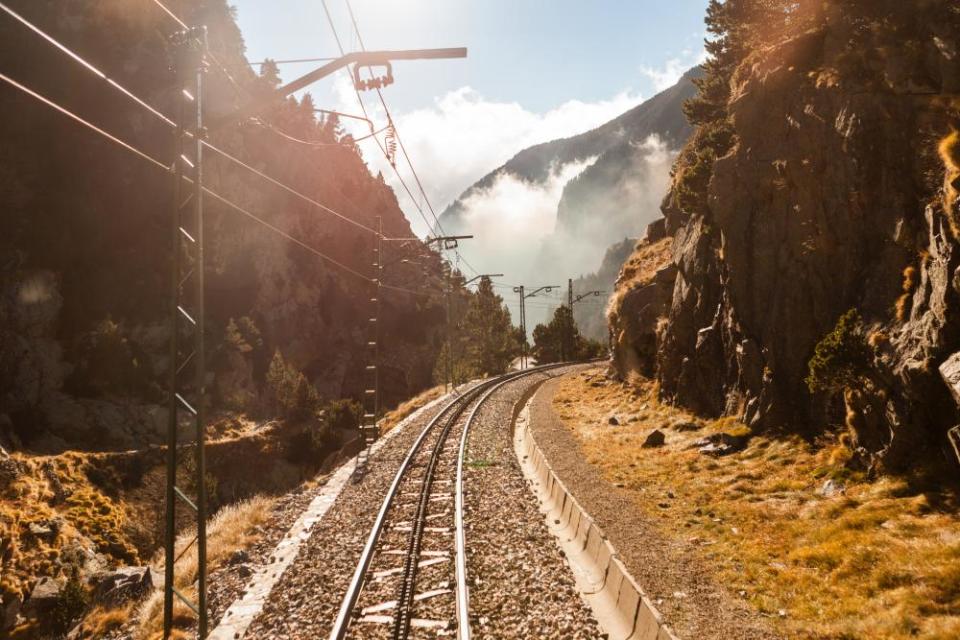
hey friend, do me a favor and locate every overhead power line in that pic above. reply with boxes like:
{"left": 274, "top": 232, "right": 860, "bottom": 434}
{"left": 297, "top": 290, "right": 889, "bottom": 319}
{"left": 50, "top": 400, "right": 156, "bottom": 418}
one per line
{"left": 334, "top": 0, "right": 481, "bottom": 277}
{"left": 1, "top": 1, "right": 422, "bottom": 241}
{"left": 318, "top": 0, "right": 435, "bottom": 235}
{"left": 0, "top": 70, "right": 375, "bottom": 284}
{"left": 0, "top": 71, "right": 168, "bottom": 171}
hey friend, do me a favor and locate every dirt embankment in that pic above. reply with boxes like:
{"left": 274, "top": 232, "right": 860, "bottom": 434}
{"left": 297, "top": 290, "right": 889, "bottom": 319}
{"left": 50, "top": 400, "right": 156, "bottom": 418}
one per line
{"left": 0, "top": 413, "right": 356, "bottom": 639}
{"left": 539, "top": 367, "right": 960, "bottom": 640}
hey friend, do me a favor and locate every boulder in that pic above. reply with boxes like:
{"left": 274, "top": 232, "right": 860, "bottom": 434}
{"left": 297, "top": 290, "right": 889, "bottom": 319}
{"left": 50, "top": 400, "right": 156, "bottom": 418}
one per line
{"left": 2, "top": 592, "right": 22, "bottom": 631}
{"left": 93, "top": 566, "right": 156, "bottom": 607}
{"left": 228, "top": 549, "right": 250, "bottom": 565}
{"left": 642, "top": 429, "right": 666, "bottom": 448}
{"left": 938, "top": 351, "right": 960, "bottom": 407}
{"left": 23, "top": 577, "right": 62, "bottom": 616}
{"left": 607, "top": 415, "right": 620, "bottom": 426}
{"left": 59, "top": 541, "right": 108, "bottom": 576}
{"left": 693, "top": 432, "right": 750, "bottom": 457}
{"left": 645, "top": 217, "right": 667, "bottom": 243}
{"left": 819, "top": 479, "right": 846, "bottom": 497}
{"left": 27, "top": 518, "right": 61, "bottom": 544}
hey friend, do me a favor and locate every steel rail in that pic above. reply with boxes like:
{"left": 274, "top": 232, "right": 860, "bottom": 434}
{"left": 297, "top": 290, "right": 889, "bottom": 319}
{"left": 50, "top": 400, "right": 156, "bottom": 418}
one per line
{"left": 327, "top": 376, "right": 501, "bottom": 640}
{"left": 327, "top": 365, "right": 553, "bottom": 639}
{"left": 390, "top": 375, "right": 481, "bottom": 639}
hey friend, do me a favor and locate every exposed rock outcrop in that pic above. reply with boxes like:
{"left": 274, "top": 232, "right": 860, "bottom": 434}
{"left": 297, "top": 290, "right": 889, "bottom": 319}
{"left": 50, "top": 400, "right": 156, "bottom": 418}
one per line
{"left": 610, "top": 4, "right": 960, "bottom": 471}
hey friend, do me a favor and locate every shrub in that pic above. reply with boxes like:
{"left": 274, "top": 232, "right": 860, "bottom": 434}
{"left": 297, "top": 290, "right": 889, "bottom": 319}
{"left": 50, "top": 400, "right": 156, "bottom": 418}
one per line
{"left": 264, "top": 350, "right": 321, "bottom": 421}
{"left": 325, "top": 398, "right": 361, "bottom": 431}
{"left": 51, "top": 575, "right": 90, "bottom": 634}
{"left": 289, "top": 373, "right": 320, "bottom": 422}
{"left": 224, "top": 316, "right": 262, "bottom": 354}
{"left": 806, "top": 309, "right": 872, "bottom": 395}
{"left": 286, "top": 412, "right": 337, "bottom": 466}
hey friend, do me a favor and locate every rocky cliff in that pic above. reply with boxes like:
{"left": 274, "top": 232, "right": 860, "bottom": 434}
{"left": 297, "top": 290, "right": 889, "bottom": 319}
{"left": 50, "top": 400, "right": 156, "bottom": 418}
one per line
{"left": 0, "top": 0, "right": 446, "bottom": 453}
{"left": 610, "top": 1, "right": 960, "bottom": 473}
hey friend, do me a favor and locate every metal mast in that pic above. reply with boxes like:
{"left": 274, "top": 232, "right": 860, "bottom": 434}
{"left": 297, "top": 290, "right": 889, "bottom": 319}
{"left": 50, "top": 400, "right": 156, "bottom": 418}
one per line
{"left": 512, "top": 286, "right": 526, "bottom": 369}
{"left": 164, "top": 25, "right": 209, "bottom": 639}
{"left": 354, "top": 216, "right": 382, "bottom": 481}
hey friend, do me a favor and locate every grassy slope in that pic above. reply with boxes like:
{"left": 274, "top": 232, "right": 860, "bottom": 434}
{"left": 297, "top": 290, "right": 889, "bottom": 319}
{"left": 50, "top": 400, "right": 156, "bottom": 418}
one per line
{"left": 553, "top": 368, "right": 960, "bottom": 640}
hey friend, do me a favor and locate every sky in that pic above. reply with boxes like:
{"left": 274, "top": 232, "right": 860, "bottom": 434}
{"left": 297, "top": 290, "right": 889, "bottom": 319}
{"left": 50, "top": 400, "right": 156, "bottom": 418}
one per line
{"left": 231, "top": 0, "right": 711, "bottom": 235}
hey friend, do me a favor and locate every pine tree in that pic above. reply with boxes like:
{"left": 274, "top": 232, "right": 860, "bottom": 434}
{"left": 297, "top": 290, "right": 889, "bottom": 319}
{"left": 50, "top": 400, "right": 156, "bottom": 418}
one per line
{"left": 461, "top": 277, "right": 519, "bottom": 376}
{"left": 265, "top": 349, "right": 291, "bottom": 414}
{"left": 532, "top": 305, "right": 603, "bottom": 364}
{"left": 290, "top": 372, "right": 319, "bottom": 421}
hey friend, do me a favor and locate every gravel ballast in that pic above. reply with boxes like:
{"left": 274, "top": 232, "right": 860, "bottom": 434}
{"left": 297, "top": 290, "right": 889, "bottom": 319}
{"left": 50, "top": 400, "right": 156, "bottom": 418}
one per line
{"left": 462, "top": 366, "right": 603, "bottom": 639}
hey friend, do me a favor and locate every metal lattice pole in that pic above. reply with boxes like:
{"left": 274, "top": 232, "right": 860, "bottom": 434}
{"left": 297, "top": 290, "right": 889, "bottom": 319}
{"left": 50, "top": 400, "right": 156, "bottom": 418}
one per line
{"left": 513, "top": 286, "right": 525, "bottom": 369}
{"left": 164, "top": 25, "right": 209, "bottom": 639}
{"left": 354, "top": 217, "right": 381, "bottom": 481}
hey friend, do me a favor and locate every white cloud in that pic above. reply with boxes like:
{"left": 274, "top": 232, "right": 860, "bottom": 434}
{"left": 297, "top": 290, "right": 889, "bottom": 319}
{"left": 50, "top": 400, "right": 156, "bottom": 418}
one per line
{"left": 330, "top": 72, "right": 641, "bottom": 235}
{"left": 639, "top": 46, "right": 708, "bottom": 92}
{"left": 455, "top": 157, "right": 597, "bottom": 276}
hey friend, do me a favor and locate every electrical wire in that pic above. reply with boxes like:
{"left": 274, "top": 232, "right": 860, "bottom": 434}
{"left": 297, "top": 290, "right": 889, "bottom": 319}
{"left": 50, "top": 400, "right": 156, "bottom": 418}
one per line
{"left": 318, "top": 0, "right": 441, "bottom": 241}
{"left": 256, "top": 117, "right": 391, "bottom": 147}
{"left": 0, "top": 71, "right": 168, "bottom": 171}
{"left": 148, "top": 0, "right": 187, "bottom": 28}
{"left": 0, "top": 2, "right": 176, "bottom": 128}
{"left": 0, "top": 70, "right": 377, "bottom": 284}
{"left": 341, "top": 0, "right": 481, "bottom": 279}
{"left": 1, "top": 1, "right": 420, "bottom": 242}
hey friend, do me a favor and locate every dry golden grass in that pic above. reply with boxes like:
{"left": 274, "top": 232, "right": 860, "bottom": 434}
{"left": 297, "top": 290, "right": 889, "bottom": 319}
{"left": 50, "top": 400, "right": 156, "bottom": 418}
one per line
{"left": 379, "top": 385, "right": 445, "bottom": 436}
{"left": 553, "top": 368, "right": 960, "bottom": 640}
{"left": 1, "top": 451, "right": 140, "bottom": 612}
{"left": 67, "top": 602, "right": 134, "bottom": 639}
{"left": 135, "top": 495, "right": 274, "bottom": 639}
{"left": 940, "top": 129, "right": 960, "bottom": 236}
{"left": 607, "top": 237, "right": 673, "bottom": 327}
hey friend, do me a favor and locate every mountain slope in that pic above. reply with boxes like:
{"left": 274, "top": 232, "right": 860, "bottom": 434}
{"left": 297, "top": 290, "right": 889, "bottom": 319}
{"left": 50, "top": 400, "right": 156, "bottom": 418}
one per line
{"left": 439, "top": 68, "right": 701, "bottom": 230}
{"left": 0, "top": 0, "right": 446, "bottom": 453}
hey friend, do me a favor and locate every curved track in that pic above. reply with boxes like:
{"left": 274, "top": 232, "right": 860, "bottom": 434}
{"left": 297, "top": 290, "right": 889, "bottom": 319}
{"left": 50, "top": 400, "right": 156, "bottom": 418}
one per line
{"left": 328, "top": 365, "right": 568, "bottom": 640}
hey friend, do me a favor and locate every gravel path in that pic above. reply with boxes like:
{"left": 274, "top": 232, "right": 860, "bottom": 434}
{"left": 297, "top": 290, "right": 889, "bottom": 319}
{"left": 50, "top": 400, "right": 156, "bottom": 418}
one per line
{"left": 463, "top": 366, "right": 603, "bottom": 639}
{"left": 529, "top": 372, "right": 782, "bottom": 640}
{"left": 208, "top": 482, "right": 323, "bottom": 627}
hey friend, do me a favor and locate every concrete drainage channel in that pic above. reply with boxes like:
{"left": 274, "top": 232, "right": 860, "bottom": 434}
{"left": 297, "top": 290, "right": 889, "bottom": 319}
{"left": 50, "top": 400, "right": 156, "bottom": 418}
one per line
{"left": 207, "top": 391, "right": 455, "bottom": 640}
{"left": 514, "top": 394, "right": 680, "bottom": 640}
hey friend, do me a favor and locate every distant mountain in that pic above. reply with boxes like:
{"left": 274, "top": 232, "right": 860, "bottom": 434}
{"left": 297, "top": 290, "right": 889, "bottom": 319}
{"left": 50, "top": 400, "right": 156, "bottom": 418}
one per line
{"left": 439, "top": 67, "right": 701, "bottom": 230}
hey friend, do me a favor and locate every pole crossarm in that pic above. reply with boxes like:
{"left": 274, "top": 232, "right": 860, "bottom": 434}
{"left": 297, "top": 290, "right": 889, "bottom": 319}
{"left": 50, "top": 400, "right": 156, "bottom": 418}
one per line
{"left": 425, "top": 235, "right": 474, "bottom": 250}
{"left": 464, "top": 274, "right": 503, "bottom": 287}
{"left": 573, "top": 290, "right": 605, "bottom": 304}
{"left": 208, "top": 48, "right": 466, "bottom": 132}
{"left": 524, "top": 285, "right": 560, "bottom": 299}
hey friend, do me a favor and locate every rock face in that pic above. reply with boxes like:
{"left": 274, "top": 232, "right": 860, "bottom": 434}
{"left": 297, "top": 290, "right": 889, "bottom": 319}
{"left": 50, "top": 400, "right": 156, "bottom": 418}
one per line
{"left": 610, "top": 6, "right": 960, "bottom": 470}
{"left": 608, "top": 237, "right": 677, "bottom": 378}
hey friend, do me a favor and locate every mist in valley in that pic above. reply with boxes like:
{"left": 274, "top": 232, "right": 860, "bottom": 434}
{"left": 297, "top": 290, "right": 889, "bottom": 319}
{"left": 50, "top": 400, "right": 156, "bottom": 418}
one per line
{"left": 448, "top": 134, "right": 678, "bottom": 333}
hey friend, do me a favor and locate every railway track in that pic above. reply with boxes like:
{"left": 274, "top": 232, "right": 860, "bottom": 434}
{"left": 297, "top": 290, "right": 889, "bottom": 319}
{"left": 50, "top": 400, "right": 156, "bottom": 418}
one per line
{"left": 328, "top": 364, "right": 569, "bottom": 640}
